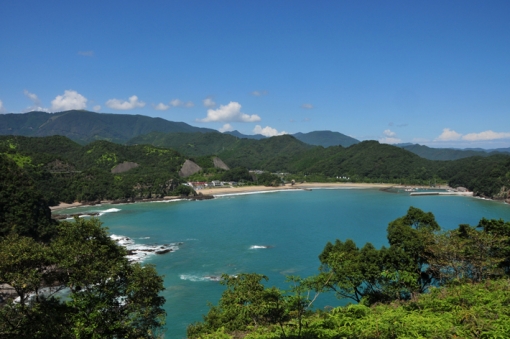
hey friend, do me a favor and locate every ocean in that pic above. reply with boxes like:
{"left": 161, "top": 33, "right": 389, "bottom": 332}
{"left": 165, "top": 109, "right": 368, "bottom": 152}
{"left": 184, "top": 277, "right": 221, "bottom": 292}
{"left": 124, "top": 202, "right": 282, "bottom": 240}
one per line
{"left": 60, "top": 188, "right": 510, "bottom": 338}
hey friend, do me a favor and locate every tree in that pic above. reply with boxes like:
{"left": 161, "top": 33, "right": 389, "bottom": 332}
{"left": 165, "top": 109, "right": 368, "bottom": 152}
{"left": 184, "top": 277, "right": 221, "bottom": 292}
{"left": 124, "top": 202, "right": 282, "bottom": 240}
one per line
{"left": 187, "top": 273, "right": 287, "bottom": 338}
{"left": 0, "top": 154, "right": 167, "bottom": 337}
{"left": 427, "top": 224, "right": 508, "bottom": 284}
{"left": 0, "top": 155, "right": 56, "bottom": 241}
{"left": 0, "top": 218, "right": 166, "bottom": 338}
{"left": 318, "top": 207, "right": 440, "bottom": 305}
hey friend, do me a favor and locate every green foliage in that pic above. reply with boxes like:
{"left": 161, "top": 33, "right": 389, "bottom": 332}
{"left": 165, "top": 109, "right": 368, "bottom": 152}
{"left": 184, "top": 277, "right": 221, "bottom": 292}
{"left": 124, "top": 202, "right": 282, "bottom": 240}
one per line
{"left": 0, "top": 163, "right": 166, "bottom": 338}
{"left": 318, "top": 207, "right": 440, "bottom": 305}
{"left": 0, "top": 110, "right": 215, "bottom": 144}
{"left": 220, "top": 167, "right": 253, "bottom": 182}
{"left": 172, "top": 184, "right": 196, "bottom": 196}
{"left": 0, "top": 155, "right": 56, "bottom": 241}
{"left": 0, "top": 136, "right": 187, "bottom": 204}
{"left": 3, "top": 134, "right": 510, "bottom": 202}
{"left": 256, "top": 172, "right": 282, "bottom": 187}
{"left": 187, "top": 274, "right": 287, "bottom": 337}
{"left": 128, "top": 131, "right": 241, "bottom": 157}
{"left": 0, "top": 218, "right": 166, "bottom": 338}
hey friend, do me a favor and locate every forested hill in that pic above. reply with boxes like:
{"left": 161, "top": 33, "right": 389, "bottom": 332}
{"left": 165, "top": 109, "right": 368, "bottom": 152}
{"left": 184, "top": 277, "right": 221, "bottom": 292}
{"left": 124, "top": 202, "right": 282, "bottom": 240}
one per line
{"left": 0, "top": 110, "right": 217, "bottom": 144}
{"left": 399, "top": 143, "right": 510, "bottom": 160}
{"left": 128, "top": 132, "right": 315, "bottom": 165}
{"left": 223, "top": 130, "right": 361, "bottom": 148}
{"left": 2, "top": 134, "right": 510, "bottom": 201}
{"left": 292, "top": 130, "right": 359, "bottom": 147}
{"left": 0, "top": 135, "right": 193, "bottom": 204}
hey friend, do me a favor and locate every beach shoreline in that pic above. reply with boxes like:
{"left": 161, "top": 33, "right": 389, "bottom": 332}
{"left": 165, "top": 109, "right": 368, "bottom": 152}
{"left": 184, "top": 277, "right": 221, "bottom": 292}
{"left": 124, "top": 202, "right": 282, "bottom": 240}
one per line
{"left": 50, "top": 183, "right": 393, "bottom": 212}
{"left": 51, "top": 182, "right": 478, "bottom": 213}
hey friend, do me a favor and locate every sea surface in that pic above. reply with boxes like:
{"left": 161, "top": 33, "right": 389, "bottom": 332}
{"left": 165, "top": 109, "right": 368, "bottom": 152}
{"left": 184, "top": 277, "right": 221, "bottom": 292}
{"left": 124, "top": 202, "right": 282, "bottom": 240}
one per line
{"left": 60, "top": 188, "right": 510, "bottom": 338}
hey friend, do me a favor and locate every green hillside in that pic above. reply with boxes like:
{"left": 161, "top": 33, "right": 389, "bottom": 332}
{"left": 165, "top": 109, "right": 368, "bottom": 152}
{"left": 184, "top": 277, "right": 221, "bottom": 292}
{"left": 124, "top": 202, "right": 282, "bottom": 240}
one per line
{"left": 127, "top": 131, "right": 242, "bottom": 156}
{"left": 293, "top": 130, "right": 359, "bottom": 147}
{"left": 0, "top": 135, "right": 189, "bottom": 204}
{"left": 0, "top": 110, "right": 217, "bottom": 144}
{"left": 2, "top": 135, "right": 510, "bottom": 201}
{"left": 400, "top": 143, "right": 490, "bottom": 160}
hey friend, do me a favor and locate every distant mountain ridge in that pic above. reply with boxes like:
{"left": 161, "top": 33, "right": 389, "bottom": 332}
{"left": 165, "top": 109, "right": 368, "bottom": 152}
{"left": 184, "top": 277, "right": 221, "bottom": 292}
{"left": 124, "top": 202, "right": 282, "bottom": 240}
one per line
{"left": 224, "top": 130, "right": 360, "bottom": 147}
{"left": 396, "top": 143, "right": 510, "bottom": 161}
{"left": 2, "top": 111, "right": 509, "bottom": 159}
{"left": 0, "top": 110, "right": 217, "bottom": 144}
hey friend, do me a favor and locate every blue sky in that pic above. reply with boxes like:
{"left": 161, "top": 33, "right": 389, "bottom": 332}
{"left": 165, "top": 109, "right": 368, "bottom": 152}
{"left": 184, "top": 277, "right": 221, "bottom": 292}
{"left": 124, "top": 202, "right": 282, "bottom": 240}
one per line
{"left": 1, "top": 1, "right": 509, "bottom": 148}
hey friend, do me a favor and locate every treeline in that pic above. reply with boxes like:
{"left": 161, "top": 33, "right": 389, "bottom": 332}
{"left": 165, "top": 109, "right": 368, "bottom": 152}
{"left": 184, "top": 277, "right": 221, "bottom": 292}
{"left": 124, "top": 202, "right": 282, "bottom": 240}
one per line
{"left": 0, "top": 155, "right": 166, "bottom": 338}
{"left": 0, "top": 136, "right": 193, "bottom": 204}
{"left": 188, "top": 207, "right": 510, "bottom": 338}
{"left": 131, "top": 133, "right": 510, "bottom": 198}
{"left": 2, "top": 135, "right": 510, "bottom": 203}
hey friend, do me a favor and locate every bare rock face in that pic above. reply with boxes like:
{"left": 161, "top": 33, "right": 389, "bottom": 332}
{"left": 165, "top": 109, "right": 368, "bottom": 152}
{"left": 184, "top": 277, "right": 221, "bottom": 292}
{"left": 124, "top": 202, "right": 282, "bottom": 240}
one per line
{"left": 212, "top": 157, "right": 229, "bottom": 170}
{"left": 111, "top": 161, "right": 139, "bottom": 174}
{"left": 179, "top": 159, "right": 202, "bottom": 177}
{"left": 493, "top": 185, "right": 510, "bottom": 202}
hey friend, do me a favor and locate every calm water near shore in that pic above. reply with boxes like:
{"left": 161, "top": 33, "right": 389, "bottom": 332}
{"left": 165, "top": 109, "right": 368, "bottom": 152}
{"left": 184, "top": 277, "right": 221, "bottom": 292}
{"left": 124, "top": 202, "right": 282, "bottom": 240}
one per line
{"left": 60, "top": 188, "right": 510, "bottom": 338}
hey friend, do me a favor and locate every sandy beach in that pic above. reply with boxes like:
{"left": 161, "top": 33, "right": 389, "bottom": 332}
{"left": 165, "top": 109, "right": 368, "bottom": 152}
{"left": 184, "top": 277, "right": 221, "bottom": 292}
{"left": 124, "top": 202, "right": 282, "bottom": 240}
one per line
{"left": 203, "top": 182, "right": 392, "bottom": 196}
{"left": 50, "top": 182, "right": 392, "bottom": 212}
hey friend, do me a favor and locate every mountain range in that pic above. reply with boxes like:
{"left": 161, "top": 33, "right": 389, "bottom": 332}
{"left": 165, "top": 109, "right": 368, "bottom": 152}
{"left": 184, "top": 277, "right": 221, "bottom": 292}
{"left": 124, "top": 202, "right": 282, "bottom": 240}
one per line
{"left": 1, "top": 110, "right": 509, "bottom": 161}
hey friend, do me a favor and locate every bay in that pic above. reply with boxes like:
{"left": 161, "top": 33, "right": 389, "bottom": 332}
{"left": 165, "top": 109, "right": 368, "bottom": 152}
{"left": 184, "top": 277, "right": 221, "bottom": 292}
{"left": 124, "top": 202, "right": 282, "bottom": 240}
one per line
{"left": 62, "top": 188, "right": 510, "bottom": 338}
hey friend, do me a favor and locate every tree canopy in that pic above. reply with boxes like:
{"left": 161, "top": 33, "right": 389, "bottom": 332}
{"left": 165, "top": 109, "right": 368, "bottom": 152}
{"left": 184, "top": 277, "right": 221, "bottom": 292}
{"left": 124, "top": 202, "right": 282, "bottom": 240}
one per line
{"left": 0, "top": 156, "right": 166, "bottom": 338}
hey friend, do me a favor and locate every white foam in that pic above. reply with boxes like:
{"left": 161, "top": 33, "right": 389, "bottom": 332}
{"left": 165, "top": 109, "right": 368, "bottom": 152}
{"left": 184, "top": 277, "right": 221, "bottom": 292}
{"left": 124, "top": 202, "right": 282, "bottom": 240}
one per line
{"left": 110, "top": 234, "right": 180, "bottom": 262}
{"left": 250, "top": 245, "right": 267, "bottom": 249}
{"left": 249, "top": 245, "right": 272, "bottom": 249}
{"left": 213, "top": 189, "right": 303, "bottom": 198}
{"left": 179, "top": 274, "right": 222, "bottom": 282}
{"left": 98, "top": 208, "right": 121, "bottom": 216}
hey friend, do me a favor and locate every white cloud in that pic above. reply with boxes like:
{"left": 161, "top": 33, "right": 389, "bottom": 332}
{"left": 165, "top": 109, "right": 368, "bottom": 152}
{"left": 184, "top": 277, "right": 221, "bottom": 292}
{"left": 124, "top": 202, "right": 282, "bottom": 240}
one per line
{"left": 0, "top": 100, "right": 5, "bottom": 113}
{"left": 253, "top": 125, "right": 287, "bottom": 137}
{"left": 203, "top": 97, "right": 216, "bottom": 108}
{"left": 78, "top": 50, "right": 94, "bottom": 57}
{"left": 22, "top": 90, "right": 49, "bottom": 112}
{"left": 383, "top": 129, "right": 396, "bottom": 137}
{"left": 170, "top": 99, "right": 194, "bottom": 107}
{"left": 380, "top": 129, "right": 401, "bottom": 144}
{"left": 219, "top": 123, "right": 234, "bottom": 132}
{"left": 462, "top": 130, "right": 510, "bottom": 141}
{"left": 106, "top": 95, "right": 145, "bottom": 110}
{"left": 301, "top": 103, "right": 313, "bottom": 109}
{"left": 93, "top": 105, "right": 101, "bottom": 112}
{"left": 251, "top": 90, "right": 267, "bottom": 96}
{"left": 153, "top": 103, "right": 169, "bottom": 111}
{"left": 51, "top": 90, "right": 88, "bottom": 111}
{"left": 24, "top": 90, "right": 41, "bottom": 106}
{"left": 435, "top": 128, "right": 462, "bottom": 141}
{"left": 198, "top": 102, "right": 261, "bottom": 123}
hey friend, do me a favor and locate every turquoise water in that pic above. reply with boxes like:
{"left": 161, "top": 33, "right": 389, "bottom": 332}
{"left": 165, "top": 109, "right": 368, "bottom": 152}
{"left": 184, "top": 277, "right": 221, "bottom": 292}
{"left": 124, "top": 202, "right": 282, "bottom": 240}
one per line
{"left": 61, "top": 188, "right": 510, "bottom": 338}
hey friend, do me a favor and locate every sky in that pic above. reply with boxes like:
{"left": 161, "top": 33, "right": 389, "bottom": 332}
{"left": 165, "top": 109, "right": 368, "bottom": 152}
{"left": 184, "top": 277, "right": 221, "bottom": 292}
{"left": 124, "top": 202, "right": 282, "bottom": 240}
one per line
{"left": 1, "top": 1, "right": 509, "bottom": 149}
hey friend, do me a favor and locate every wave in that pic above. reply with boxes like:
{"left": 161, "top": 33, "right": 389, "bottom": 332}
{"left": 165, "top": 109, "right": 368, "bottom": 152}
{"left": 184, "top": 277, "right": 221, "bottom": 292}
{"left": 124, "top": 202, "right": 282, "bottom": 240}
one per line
{"left": 213, "top": 189, "right": 303, "bottom": 198}
{"left": 110, "top": 234, "right": 180, "bottom": 262}
{"left": 98, "top": 208, "right": 121, "bottom": 216}
{"left": 249, "top": 245, "right": 273, "bottom": 249}
{"left": 179, "top": 274, "right": 222, "bottom": 282}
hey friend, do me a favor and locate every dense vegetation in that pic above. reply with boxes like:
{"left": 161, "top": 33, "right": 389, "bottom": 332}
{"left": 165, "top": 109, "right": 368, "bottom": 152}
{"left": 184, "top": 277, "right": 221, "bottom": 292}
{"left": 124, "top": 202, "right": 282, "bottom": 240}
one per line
{"left": 0, "top": 136, "right": 191, "bottom": 204}
{"left": 2, "top": 134, "right": 510, "bottom": 203}
{"left": 0, "top": 110, "right": 216, "bottom": 144}
{"left": 1, "top": 128, "right": 510, "bottom": 338}
{"left": 399, "top": 143, "right": 510, "bottom": 161}
{"left": 0, "top": 155, "right": 166, "bottom": 338}
{"left": 188, "top": 207, "right": 510, "bottom": 339}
